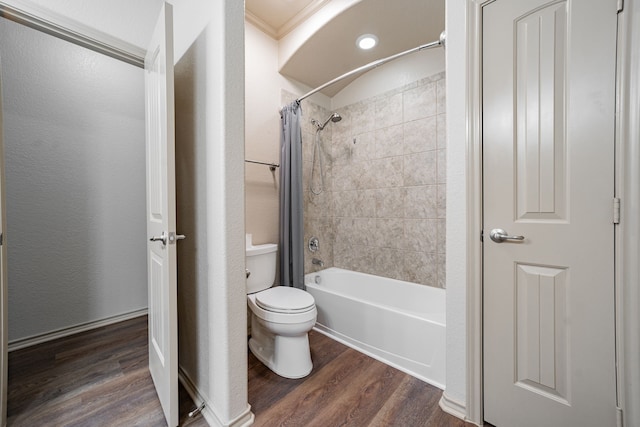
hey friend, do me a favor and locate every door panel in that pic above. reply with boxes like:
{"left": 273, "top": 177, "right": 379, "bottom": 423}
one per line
{"left": 145, "top": 3, "right": 178, "bottom": 426}
{"left": 0, "top": 56, "right": 7, "bottom": 427}
{"left": 482, "top": 0, "right": 617, "bottom": 426}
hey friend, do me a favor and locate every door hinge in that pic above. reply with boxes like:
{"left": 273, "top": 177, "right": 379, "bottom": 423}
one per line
{"left": 617, "top": 406, "right": 623, "bottom": 427}
{"left": 613, "top": 197, "right": 621, "bottom": 224}
{"left": 480, "top": 229, "right": 484, "bottom": 242}
{"left": 618, "top": 0, "right": 624, "bottom": 13}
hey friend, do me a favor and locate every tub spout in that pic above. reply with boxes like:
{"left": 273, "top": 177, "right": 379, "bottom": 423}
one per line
{"left": 312, "top": 258, "right": 324, "bottom": 267}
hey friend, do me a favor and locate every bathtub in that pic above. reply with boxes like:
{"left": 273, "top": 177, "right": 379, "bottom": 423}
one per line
{"left": 304, "top": 267, "right": 446, "bottom": 389}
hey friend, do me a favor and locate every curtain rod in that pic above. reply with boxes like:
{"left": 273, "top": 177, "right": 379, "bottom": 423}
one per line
{"left": 245, "top": 159, "right": 280, "bottom": 171}
{"left": 296, "top": 31, "right": 446, "bottom": 104}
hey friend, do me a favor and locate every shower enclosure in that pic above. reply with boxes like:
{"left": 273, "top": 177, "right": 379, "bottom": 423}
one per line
{"left": 286, "top": 70, "right": 447, "bottom": 289}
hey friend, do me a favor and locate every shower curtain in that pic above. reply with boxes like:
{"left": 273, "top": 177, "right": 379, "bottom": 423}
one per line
{"left": 279, "top": 101, "right": 305, "bottom": 289}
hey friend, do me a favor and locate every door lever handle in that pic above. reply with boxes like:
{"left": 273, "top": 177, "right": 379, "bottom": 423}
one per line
{"left": 489, "top": 228, "right": 525, "bottom": 243}
{"left": 149, "top": 232, "right": 167, "bottom": 245}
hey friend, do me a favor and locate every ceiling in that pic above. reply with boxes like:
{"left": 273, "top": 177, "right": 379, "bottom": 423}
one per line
{"left": 245, "top": 0, "right": 445, "bottom": 97}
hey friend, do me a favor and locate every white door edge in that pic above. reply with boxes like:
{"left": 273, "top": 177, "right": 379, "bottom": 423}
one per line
{"left": 0, "top": 54, "right": 8, "bottom": 427}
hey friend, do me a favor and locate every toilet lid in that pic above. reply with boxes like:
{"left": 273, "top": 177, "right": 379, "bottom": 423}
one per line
{"left": 255, "top": 286, "right": 315, "bottom": 314}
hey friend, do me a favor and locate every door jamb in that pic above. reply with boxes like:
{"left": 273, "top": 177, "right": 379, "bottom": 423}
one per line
{"left": 614, "top": 3, "right": 640, "bottom": 427}
{"left": 465, "top": 0, "right": 488, "bottom": 425}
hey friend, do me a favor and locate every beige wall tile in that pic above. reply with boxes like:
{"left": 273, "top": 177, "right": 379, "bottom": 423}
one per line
{"left": 436, "top": 218, "right": 446, "bottom": 254}
{"left": 404, "top": 251, "right": 438, "bottom": 286}
{"left": 404, "top": 219, "right": 438, "bottom": 253}
{"left": 404, "top": 151, "right": 437, "bottom": 186}
{"left": 375, "top": 124, "right": 404, "bottom": 158}
{"left": 436, "top": 253, "right": 446, "bottom": 289}
{"left": 375, "top": 92, "right": 404, "bottom": 129}
{"left": 375, "top": 218, "right": 404, "bottom": 249}
{"left": 351, "top": 131, "right": 376, "bottom": 162}
{"left": 295, "top": 73, "right": 447, "bottom": 287}
{"left": 404, "top": 116, "right": 437, "bottom": 154}
{"left": 373, "top": 248, "right": 405, "bottom": 280}
{"left": 375, "top": 187, "right": 405, "bottom": 218}
{"left": 405, "top": 185, "right": 438, "bottom": 219}
{"left": 404, "top": 82, "right": 437, "bottom": 122}
{"left": 436, "top": 78, "right": 446, "bottom": 115}
{"left": 436, "top": 113, "right": 447, "bottom": 150}
{"left": 351, "top": 100, "right": 376, "bottom": 135}
{"left": 436, "top": 149, "right": 446, "bottom": 184}
{"left": 436, "top": 184, "right": 446, "bottom": 218}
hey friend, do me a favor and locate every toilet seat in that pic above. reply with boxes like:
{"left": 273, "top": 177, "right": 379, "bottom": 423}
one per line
{"left": 255, "top": 286, "right": 315, "bottom": 314}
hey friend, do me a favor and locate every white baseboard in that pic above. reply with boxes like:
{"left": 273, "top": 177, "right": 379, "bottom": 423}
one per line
{"left": 8, "top": 308, "right": 148, "bottom": 352}
{"left": 178, "top": 367, "right": 255, "bottom": 427}
{"left": 439, "top": 392, "right": 467, "bottom": 421}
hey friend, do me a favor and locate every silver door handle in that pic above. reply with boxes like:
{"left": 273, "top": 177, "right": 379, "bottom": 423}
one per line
{"left": 150, "top": 232, "right": 167, "bottom": 245}
{"left": 489, "top": 228, "right": 525, "bottom": 243}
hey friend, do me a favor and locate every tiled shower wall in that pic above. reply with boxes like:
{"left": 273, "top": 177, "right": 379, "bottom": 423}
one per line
{"left": 284, "top": 70, "right": 446, "bottom": 288}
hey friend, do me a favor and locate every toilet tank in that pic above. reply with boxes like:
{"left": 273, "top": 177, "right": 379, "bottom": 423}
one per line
{"left": 246, "top": 237, "right": 278, "bottom": 294}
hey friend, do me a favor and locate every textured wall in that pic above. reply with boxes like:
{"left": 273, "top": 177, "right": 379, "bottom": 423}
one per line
{"left": 245, "top": 21, "right": 331, "bottom": 288}
{"left": 444, "top": 0, "right": 470, "bottom": 410}
{"left": 296, "top": 72, "right": 447, "bottom": 288}
{"left": 0, "top": 18, "right": 147, "bottom": 341}
{"left": 174, "top": 1, "right": 251, "bottom": 423}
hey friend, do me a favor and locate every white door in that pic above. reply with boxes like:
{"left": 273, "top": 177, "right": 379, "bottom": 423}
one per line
{"left": 145, "top": 3, "right": 178, "bottom": 427}
{"left": 0, "top": 57, "right": 8, "bottom": 427}
{"left": 483, "top": 0, "right": 618, "bottom": 426}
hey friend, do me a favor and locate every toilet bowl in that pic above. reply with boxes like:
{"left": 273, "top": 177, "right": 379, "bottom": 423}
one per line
{"left": 246, "top": 235, "right": 317, "bottom": 379}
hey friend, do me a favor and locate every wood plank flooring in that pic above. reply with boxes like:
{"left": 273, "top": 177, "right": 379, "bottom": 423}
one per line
{"left": 8, "top": 315, "right": 207, "bottom": 427}
{"left": 249, "top": 330, "right": 472, "bottom": 427}
{"left": 9, "top": 316, "right": 472, "bottom": 426}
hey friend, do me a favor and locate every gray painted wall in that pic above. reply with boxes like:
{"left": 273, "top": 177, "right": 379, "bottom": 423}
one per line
{"left": 0, "top": 17, "right": 147, "bottom": 342}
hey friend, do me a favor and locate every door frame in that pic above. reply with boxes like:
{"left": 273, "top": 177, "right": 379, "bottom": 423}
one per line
{"left": 0, "top": 1, "right": 144, "bottom": 66}
{"left": 0, "top": 3, "right": 147, "bottom": 426}
{"left": 0, "top": 54, "right": 7, "bottom": 427}
{"left": 463, "top": 0, "right": 637, "bottom": 425}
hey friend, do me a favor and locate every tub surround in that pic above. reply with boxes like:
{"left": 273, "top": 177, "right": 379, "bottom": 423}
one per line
{"left": 285, "top": 71, "right": 447, "bottom": 289}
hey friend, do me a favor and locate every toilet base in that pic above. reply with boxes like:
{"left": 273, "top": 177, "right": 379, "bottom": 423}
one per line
{"left": 249, "top": 315, "right": 313, "bottom": 379}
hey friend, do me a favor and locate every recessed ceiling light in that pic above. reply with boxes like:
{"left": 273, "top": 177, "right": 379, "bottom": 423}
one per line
{"left": 356, "top": 34, "right": 378, "bottom": 50}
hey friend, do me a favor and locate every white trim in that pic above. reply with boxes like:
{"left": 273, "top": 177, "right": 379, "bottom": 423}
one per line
{"left": 439, "top": 392, "right": 474, "bottom": 423}
{"left": 178, "top": 368, "right": 255, "bottom": 427}
{"left": 614, "top": 5, "right": 627, "bottom": 421}
{"left": 466, "top": 0, "right": 487, "bottom": 425}
{"left": 276, "top": 0, "right": 330, "bottom": 40}
{"left": 0, "top": 1, "right": 144, "bottom": 67}
{"left": 617, "top": 1, "right": 640, "bottom": 426}
{"left": 244, "top": 11, "right": 278, "bottom": 39}
{"left": 7, "top": 309, "right": 148, "bottom": 352}
{"left": 0, "top": 57, "right": 8, "bottom": 427}
{"left": 245, "top": 0, "right": 331, "bottom": 40}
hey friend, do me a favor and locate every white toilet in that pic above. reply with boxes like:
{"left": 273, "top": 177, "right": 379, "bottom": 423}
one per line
{"left": 246, "top": 235, "right": 317, "bottom": 379}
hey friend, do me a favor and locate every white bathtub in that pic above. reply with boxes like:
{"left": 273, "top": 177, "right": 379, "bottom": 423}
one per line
{"left": 304, "top": 267, "right": 446, "bottom": 389}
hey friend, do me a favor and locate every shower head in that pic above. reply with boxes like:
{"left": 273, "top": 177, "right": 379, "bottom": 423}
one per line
{"left": 314, "top": 112, "right": 342, "bottom": 130}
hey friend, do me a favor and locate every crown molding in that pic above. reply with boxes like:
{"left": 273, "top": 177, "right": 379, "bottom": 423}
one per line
{"left": 0, "top": 0, "right": 144, "bottom": 67}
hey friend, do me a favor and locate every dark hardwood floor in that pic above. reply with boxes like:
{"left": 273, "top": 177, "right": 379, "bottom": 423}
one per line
{"left": 249, "top": 330, "right": 472, "bottom": 427}
{"left": 9, "top": 316, "right": 472, "bottom": 426}
{"left": 8, "top": 315, "right": 207, "bottom": 427}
